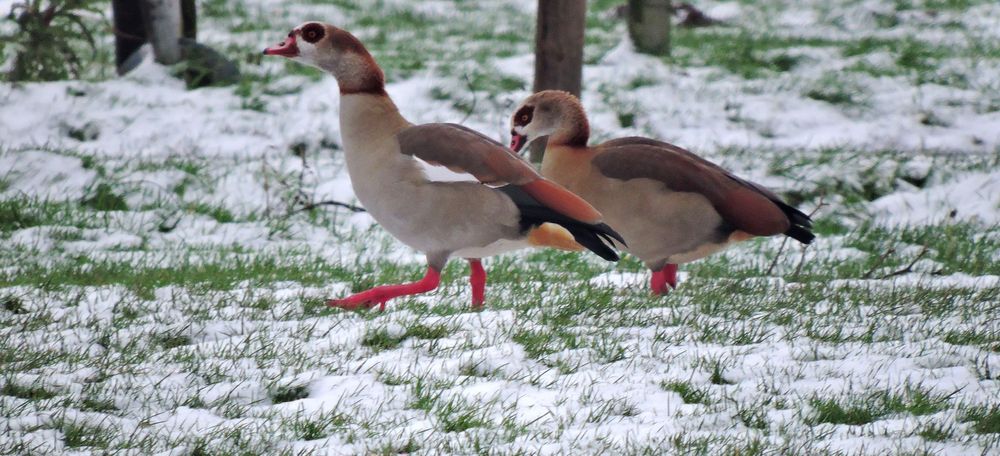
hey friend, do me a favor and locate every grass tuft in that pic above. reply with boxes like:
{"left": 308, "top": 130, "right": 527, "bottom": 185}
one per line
{"left": 708, "top": 361, "right": 733, "bottom": 386}
{"left": 661, "top": 380, "right": 711, "bottom": 405}
{"left": 154, "top": 333, "right": 191, "bottom": 350}
{"left": 285, "top": 409, "right": 349, "bottom": 441}
{"left": 810, "top": 387, "right": 951, "bottom": 427}
{"left": 406, "top": 323, "right": 451, "bottom": 340}
{"left": 361, "top": 328, "right": 407, "bottom": 352}
{"left": 407, "top": 378, "right": 442, "bottom": 412}
{"left": 1, "top": 295, "right": 26, "bottom": 314}
{"left": 962, "top": 405, "right": 1000, "bottom": 434}
{"left": 1, "top": 381, "right": 58, "bottom": 400}
{"left": 60, "top": 419, "right": 112, "bottom": 449}
{"left": 809, "top": 397, "right": 876, "bottom": 425}
{"left": 79, "top": 396, "right": 118, "bottom": 413}
{"left": 436, "top": 399, "right": 490, "bottom": 433}
{"left": 188, "top": 202, "right": 235, "bottom": 223}
{"left": 270, "top": 384, "right": 310, "bottom": 404}
{"left": 81, "top": 183, "right": 128, "bottom": 211}
{"left": 918, "top": 422, "right": 953, "bottom": 441}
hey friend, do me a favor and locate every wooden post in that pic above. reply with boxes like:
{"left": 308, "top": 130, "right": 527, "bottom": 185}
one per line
{"left": 142, "top": 0, "right": 182, "bottom": 65}
{"left": 531, "top": 0, "right": 586, "bottom": 163}
{"left": 628, "top": 0, "right": 672, "bottom": 55}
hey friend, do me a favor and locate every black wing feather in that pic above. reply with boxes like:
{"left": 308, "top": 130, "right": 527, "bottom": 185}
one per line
{"left": 497, "top": 185, "right": 625, "bottom": 261}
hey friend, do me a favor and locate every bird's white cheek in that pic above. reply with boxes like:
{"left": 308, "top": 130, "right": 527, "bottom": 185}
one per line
{"left": 523, "top": 123, "right": 543, "bottom": 139}
{"left": 297, "top": 43, "right": 319, "bottom": 62}
{"left": 512, "top": 125, "right": 527, "bottom": 135}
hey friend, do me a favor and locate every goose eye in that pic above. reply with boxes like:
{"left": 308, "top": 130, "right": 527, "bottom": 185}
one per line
{"left": 301, "top": 24, "right": 325, "bottom": 43}
{"left": 513, "top": 105, "right": 534, "bottom": 126}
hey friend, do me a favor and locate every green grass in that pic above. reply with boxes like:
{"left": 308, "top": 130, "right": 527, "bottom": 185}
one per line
{"left": 944, "top": 330, "right": 1000, "bottom": 352}
{"left": 375, "top": 438, "right": 421, "bottom": 455}
{"left": 810, "top": 387, "right": 952, "bottom": 426}
{"left": 284, "top": 409, "right": 350, "bottom": 441}
{"left": 406, "top": 323, "right": 452, "bottom": 340}
{"left": 963, "top": 405, "right": 1000, "bottom": 434}
{"left": 0, "top": 198, "right": 92, "bottom": 232}
{"left": 736, "top": 405, "right": 769, "bottom": 430}
{"left": 408, "top": 378, "right": 443, "bottom": 412}
{"left": 1, "top": 381, "right": 58, "bottom": 400}
{"left": 809, "top": 397, "right": 878, "bottom": 425}
{"left": 79, "top": 396, "right": 118, "bottom": 413}
{"left": 361, "top": 328, "right": 408, "bottom": 352}
{"left": 188, "top": 202, "right": 235, "bottom": 223}
{"left": 59, "top": 419, "right": 113, "bottom": 449}
{"left": 805, "top": 73, "right": 868, "bottom": 107}
{"left": 1, "top": 172, "right": 995, "bottom": 454}
{"left": 708, "top": 360, "right": 733, "bottom": 386}
{"left": 361, "top": 323, "right": 453, "bottom": 352}
{"left": 1, "top": 295, "right": 26, "bottom": 314}
{"left": 154, "top": 332, "right": 192, "bottom": 350}
{"left": 918, "top": 422, "right": 954, "bottom": 441}
{"left": 648, "top": 18, "right": 999, "bottom": 89}
{"left": 436, "top": 399, "right": 491, "bottom": 433}
{"left": 81, "top": 183, "right": 128, "bottom": 211}
{"left": 669, "top": 30, "right": 832, "bottom": 78}
{"left": 844, "top": 222, "right": 1000, "bottom": 277}
{"left": 661, "top": 380, "right": 711, "bottom": 405}
{"left": 0, "top": 254, "right": 348, "bottom": 300}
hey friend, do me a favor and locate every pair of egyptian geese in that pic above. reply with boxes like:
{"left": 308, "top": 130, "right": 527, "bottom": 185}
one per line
{"left": 263, "top": 22, "right": 814, "bottom": 310}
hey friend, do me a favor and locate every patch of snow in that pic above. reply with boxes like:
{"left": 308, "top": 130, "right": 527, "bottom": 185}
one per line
{"left": 869, "top": 171, "right": 1000, "bottom": 226}
{"left": 0, "top": 149, "right": 97, "bottom": 200}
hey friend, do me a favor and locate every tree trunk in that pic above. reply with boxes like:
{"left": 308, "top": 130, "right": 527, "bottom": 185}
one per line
{"left": 142, "top": 0, "right": 182, "bottom": 65}
{"left": 628, "top": 0, "right": 672, "bottom": 55}
{"left": 531, "top": 0, "right": 586, "bottom": 163}
{"left": 112, "top": 0, "right": 146, "bottom": 73}
{"left": 181, "top": 0, "right": 197, "bottom": 40}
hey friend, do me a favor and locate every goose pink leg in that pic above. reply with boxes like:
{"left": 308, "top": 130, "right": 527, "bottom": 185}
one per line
{"left": 468, "top": 259, "right": 486, "bottom": 309}
{"left": 327, "top": 267, "right": 441, "bottom": 311}
{"left": 650, "top": 263, "right": 678, "bottom": 295}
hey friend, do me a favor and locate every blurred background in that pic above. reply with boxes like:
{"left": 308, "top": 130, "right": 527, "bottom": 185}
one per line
{"left": 1, "top": 1, "right": 999, "bottom": 455}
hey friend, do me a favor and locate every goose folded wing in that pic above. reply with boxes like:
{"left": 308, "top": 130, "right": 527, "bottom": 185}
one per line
{"left": 396, "top": 123, "right": 539, "bottom": 185}
{"left": 396, "top": 123, "right": 603, "bottom": 224}
{"left": 592, "top": 143, "right": 793, "bottom": 236}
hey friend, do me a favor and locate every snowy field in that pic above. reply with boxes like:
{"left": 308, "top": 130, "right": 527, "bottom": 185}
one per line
{"left": 1, "top": 0, "right": 999, "bottom": 454}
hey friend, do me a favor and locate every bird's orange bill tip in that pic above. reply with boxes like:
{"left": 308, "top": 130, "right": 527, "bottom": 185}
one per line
{"left": 520, "top": 179, "right": 603, "bottom": 225}
{"left": 263, "top": 35, "right": 299, "bottom": 57}
{"left": 527, "top": 223, "right": 584, "bottom": 251}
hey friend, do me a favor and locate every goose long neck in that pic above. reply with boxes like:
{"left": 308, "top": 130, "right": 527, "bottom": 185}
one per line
{"left": 317, "top": 27, "right": 387, "bottom": 95}
{"left": 338, "top": 93, "right": 410, "bottom": 149}
{"left": 548, "top": 102, "right": 590, "bottom": 148}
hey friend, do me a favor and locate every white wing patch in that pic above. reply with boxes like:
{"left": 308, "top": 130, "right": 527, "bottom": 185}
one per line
{"left": 414, "top": 155, "right": 481, "bottom": 183}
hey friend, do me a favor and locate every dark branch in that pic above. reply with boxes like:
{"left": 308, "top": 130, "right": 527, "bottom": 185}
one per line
{"left": 880, "top": 245, "right": 929, "bottom": 279}
{"left": 293, "top": 200, "right": 366, "bottom": 214}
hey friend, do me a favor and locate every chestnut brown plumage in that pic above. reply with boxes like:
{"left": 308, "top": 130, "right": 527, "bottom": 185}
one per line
{"left": 510, "top": 90, "right": 813, "bottom": 295}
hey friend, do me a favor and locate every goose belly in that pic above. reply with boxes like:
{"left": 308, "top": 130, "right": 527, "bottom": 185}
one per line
{"left": 349, "top": 160, "right": 522, "bottom": 255}
{"left": 577, "top": 177, "right": 734, "bottom": 267}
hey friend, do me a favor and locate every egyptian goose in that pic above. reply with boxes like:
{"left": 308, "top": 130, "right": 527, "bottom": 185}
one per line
{"left": 509, "top": 91, "right": 814, "bottom": 294}
{"left": 263, "top": 24, "right": 623, "bottom": 310}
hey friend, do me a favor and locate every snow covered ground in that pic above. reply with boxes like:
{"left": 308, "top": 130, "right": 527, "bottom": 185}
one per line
{"left": 1, "top": 0, "right": 998, "bottom": 454}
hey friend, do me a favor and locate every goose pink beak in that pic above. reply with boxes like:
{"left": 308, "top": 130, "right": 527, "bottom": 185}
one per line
{"left": 510, "top": 133, "right": 527, "bottom": 153}
{"left": 263, "top": 33, "right": 299, "bottom": 57}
